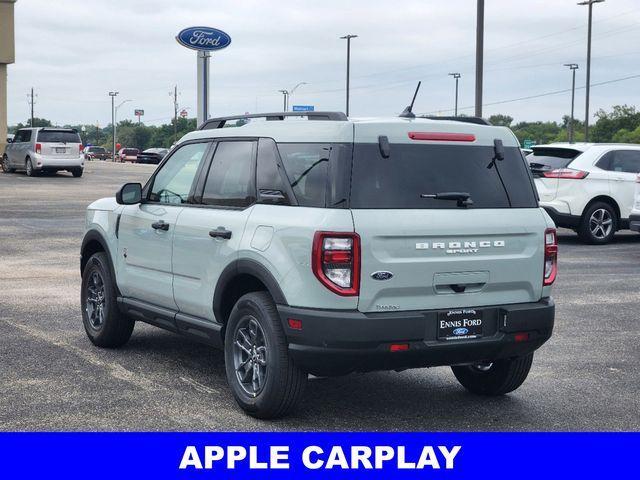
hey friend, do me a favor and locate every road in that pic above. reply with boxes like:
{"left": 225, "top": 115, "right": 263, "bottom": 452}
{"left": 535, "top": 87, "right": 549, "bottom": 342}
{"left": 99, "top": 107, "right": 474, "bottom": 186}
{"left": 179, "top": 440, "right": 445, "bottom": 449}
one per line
{"left": 1, "top": 161, "right": 639, "bottom": 431}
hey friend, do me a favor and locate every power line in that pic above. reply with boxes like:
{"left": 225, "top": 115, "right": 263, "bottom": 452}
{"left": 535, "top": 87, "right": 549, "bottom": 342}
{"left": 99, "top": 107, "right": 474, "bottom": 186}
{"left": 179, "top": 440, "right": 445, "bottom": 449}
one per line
{"left": 418, "top": 73, "right": 640, "bottom": 116}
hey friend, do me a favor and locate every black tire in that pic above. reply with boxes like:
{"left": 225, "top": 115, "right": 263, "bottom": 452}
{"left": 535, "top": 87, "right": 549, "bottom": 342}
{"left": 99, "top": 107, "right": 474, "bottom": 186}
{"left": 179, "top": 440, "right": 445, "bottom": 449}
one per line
{"left": 81, "top": 252, "right": 134, "bottom": 348}
{"left": 1, "top": 155, "right": 15, "bottom": 173}
{"left": 451, "top": 353, "right": 534, "bottom": 396}
{"left": 25, "top": 158, "right": 37, "bottom": 177}
{"left": 224, "top": 291, "right": 307, "bottom": 419}
{"left": 577, "top": 201, "right": 617, "bottom": 244}
{"left": 72, "top": 168, "right": 83, "bottom": 178}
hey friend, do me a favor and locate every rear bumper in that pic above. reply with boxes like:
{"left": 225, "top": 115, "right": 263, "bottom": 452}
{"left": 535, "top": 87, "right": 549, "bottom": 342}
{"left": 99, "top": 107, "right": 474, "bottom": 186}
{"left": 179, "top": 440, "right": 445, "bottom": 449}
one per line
{"left": 278, "top": 298, "right": 554, "bottom": 375}
{"left": 35, "top": 155, "right": 84, "bottom": 170}
{"left": 630, "top": 214, "right": 640, "bottom": 232}
{"left": 542, "top": 206, "right": 580, "bottom": 229}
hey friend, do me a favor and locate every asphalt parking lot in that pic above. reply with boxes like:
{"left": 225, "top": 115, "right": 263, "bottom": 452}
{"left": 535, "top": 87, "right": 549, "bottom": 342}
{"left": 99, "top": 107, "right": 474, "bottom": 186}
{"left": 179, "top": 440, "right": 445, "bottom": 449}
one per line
{"left": 1, "top": 161, "right": 639, "bottom": 431}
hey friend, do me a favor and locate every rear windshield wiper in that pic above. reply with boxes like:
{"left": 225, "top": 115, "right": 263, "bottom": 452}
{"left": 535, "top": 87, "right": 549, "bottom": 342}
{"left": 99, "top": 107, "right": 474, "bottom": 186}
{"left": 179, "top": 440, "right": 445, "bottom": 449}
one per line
{"left": 420, "top": 192, "right": 474, "bottom": 208}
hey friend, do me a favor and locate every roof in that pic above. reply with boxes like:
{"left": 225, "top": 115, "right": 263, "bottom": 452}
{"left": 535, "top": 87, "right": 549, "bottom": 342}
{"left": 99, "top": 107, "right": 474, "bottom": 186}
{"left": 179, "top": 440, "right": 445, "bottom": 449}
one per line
{"left": 181, "top": 114, "right": 519, "bottom": 147}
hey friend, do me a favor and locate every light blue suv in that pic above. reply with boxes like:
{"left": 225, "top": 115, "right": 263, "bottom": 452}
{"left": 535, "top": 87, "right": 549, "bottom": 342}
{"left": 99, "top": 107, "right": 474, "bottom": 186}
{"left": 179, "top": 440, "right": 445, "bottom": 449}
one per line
{"left": 80, "top": 112, "right": 557, "bottom": 418}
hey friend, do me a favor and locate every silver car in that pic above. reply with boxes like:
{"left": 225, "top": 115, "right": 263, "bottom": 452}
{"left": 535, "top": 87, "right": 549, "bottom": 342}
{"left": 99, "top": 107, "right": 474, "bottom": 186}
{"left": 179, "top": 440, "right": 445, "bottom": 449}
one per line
{"left": 2, "top": 127, "right": 84, "bottom": 177}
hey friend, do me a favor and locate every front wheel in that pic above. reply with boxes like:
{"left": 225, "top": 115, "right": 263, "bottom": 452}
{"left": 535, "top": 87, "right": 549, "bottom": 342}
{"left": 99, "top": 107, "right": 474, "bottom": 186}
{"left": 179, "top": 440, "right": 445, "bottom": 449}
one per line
{"left": 81, "top": 252, "right": 134, "bottom": 348}
{"left": 1, "top": 155, "right": 15, "bottom": 173}
{"left": 451, "top": 353, "right": 534, "bottom": 395}
{"left": 224, "top": 292, "right": 307, "bottom": 419}
{"left": 25, "top": 158, "right": 37, "bottom": 177}
{"left": 578, "top": 202, "right": 617, "bottom": 244}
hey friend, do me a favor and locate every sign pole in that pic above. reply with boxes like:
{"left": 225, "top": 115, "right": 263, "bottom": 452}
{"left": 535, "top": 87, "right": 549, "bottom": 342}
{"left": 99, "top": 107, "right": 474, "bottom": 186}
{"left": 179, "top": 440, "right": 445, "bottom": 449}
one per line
{"left": 197, "top": 50, "right": 211, "bottom": 126}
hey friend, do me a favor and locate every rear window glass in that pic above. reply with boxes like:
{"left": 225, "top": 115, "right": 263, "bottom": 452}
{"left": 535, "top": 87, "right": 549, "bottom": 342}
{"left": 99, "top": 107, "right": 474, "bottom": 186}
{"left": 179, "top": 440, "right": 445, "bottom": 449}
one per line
{"left": 123, "top": 149, "right": 139, "bottom": 154}
{"left": 528, "top": 148, "right": 581, "bottom": 169}
{"left": 37, "top": 130, "right": 81, "bottom": 143}
{"left": 350, "top": 144, "right": 537, "bottom": 209}
{"left": 89, "top": 147, "right": 106, "bottom": 153}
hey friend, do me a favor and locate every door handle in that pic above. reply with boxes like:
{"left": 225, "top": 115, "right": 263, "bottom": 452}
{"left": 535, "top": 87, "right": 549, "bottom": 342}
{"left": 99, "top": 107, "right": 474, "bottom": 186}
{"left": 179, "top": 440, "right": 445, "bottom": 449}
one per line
{"left": 151, "top": 220, "right": 170, "bottom": 231}
{"left": 209, "top": 227, "right": 232, "bottom": 239}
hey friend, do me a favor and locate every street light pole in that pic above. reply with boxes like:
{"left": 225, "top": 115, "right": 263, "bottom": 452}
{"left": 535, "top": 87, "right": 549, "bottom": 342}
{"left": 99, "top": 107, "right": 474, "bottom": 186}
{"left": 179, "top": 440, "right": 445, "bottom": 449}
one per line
{"left": 578, "top": 0, "right": 604, "bottom": 142}
{"left": 278, "top": 89, "right": 288, "bottom": 111}
{"left": 113, "top": 98, "right": 131, "bottom": 161}
{"left": 340, "top": 34, "right": 358, "bottom": 116}
{"left": 108, "top": 91, "right": 118, "bottom": 162}
{"left": 564, "top": 63, "right": 579, "bottom": 143}
{"left": 475, "top": 0, "right": 484, "bottom": 118}
{"left": 288, "top": 82, "right": 307, "bottom": 110}
{"left": 448, "top": 73, "right": 461, "bottom": 116}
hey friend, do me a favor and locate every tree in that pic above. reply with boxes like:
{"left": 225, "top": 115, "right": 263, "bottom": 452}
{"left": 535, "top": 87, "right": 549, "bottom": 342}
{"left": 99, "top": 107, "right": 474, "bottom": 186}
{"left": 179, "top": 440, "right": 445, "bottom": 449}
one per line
{"left": 591, "top": 105, "right": 640, "bottom": 143}
{"left": 488, "top": 114, "right": 513, "bottom": 127}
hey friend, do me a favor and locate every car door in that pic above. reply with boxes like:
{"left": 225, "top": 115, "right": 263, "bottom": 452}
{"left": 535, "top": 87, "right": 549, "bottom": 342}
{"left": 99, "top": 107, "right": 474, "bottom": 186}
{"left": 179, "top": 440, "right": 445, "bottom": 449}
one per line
{"left": 116, "top": 141, "right": 211, "bottom": 310}
{"left": 605, "top": 150, "right": 640, "bottom": 219}
{"left": 8, "top": 129, "right": 26, "bottom": 167}
{"left": 172, "top": 140, "right": 257, "bottom": 321}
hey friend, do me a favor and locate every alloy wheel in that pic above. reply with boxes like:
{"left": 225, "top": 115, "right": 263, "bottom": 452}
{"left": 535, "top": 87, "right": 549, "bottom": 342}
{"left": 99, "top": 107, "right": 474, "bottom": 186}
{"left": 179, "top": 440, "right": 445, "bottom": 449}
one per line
{"left": 233, "top": 316, "right": 268, "bottom": 397}
{"left": 85, "top": 271, "right": 106, "bottom": 329}
{"left": 589, "top": 208, "right": 613, "bottom": 239}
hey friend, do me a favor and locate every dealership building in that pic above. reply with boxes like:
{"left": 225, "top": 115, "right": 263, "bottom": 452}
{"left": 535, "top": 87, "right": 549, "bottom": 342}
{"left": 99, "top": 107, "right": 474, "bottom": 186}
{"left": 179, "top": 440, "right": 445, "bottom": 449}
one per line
{"left": 0, "top": 0, "right": 16, "bottom": 154}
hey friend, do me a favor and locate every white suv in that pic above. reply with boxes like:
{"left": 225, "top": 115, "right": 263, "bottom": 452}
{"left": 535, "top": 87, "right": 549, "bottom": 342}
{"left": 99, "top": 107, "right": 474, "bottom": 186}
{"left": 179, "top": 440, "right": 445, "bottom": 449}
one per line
{"left": 630, "top": 176, "right": 640, "bottom": 233}
{"left": 531, "top": 143, "right": 640, "bottom": 243}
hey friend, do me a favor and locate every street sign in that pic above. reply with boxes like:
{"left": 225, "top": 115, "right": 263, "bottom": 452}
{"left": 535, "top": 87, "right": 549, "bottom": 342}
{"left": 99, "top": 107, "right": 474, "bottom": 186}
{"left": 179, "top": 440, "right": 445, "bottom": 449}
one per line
{"left": 176, "top": 27, "right": 232, "bottom": 52}
{"left": 292, "top": 105, "right": 314, "bottom": 112}
{"left": 523, "top": 139, "right": 536, "bottom": 149}
{"left": 134, "top": 109, "right": 144, "bottom": 116}
{"left": 180, "top": 109, "right": 188, "bottom": 118}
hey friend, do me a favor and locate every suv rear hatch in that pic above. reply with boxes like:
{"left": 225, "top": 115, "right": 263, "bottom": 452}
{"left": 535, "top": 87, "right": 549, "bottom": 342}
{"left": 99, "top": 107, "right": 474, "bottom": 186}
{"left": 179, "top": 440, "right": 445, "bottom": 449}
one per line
{"left": 36, "top": 129, "right": 81, "bottom": 159}
{"left": 528, "top": 146, "right": 583, "bottom": 202}
{"left": 351, "top": 123, "right": 548, "bottom": 313}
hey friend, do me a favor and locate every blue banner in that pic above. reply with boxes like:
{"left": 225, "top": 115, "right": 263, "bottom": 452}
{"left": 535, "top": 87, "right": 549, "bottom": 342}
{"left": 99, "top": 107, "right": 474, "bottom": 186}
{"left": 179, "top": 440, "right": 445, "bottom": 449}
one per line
{"left": 0, "top": 432, "right": 636, "bottom": 479}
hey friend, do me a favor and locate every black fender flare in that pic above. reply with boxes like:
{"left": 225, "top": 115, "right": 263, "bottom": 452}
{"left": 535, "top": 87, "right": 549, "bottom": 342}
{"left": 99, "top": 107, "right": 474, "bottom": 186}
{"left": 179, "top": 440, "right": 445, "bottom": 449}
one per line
{"left": 80, "top": 229, "right": 119, "bottom": 293}
{"left": 213, "top": 259, "right": 288, "bottom": 324}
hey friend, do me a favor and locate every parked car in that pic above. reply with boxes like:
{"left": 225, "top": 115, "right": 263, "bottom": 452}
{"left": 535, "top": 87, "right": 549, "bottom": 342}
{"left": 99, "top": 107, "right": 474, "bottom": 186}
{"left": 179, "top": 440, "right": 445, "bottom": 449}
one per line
{"left": 83, "top": 146, "right": 110, "bottom": 161}
{"left": 80, "top": 112, "right": 556, "bottom": 418}
{"left": 630, "top": 175, "right": 640, "bottom": 233}
{"left": 118, "top": 148, "right": 139, "bottom": 162}
{"left": 136, "top": 148, "right": 168, "bottom": 165}
{"left": 2, "top": 127, "right": 84, "bottom": 177}
{"left": 530, "top": 143, "right": 640, "bottom": 243}
{"left": 6, "top": 133, "right": 14, "bottom": 143}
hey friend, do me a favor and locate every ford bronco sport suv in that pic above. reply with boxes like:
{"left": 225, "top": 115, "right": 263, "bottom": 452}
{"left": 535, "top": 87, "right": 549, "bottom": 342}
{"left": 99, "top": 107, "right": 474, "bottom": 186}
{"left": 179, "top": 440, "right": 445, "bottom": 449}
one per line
{"left": 80, "top": 111, "right": 556, "bottom": 419}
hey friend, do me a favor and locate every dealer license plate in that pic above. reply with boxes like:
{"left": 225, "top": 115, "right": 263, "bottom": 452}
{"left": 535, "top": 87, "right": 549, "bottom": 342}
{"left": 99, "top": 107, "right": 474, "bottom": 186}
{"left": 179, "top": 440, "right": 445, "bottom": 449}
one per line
{"left": 55, "top": 147, "right": 66, "bottom": 153}
{"left": 437, "top": 309, "right": 483, "bottom": 340}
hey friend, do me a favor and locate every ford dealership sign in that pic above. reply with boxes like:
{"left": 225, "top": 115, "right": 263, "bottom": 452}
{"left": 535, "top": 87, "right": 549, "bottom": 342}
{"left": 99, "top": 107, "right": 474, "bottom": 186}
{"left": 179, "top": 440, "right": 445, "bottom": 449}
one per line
{"left": 176, "top": 27, "right": 231, "bottom": 51}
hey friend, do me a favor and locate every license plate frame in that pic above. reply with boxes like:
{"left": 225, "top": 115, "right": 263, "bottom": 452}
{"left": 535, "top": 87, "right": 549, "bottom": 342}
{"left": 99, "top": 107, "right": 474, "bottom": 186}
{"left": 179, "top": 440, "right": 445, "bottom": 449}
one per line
{"left": 437, "top": 309, "right": 483, "bottom": 341}
{"left": 55, "top": 147, "right": 66, "bottom": 154}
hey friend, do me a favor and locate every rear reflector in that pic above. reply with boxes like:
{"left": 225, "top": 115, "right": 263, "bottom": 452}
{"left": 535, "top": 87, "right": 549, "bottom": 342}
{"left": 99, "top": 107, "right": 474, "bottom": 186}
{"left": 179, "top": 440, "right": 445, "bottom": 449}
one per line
{"left": 408, "top": 132, "right": 476, "bottom": 142}
{"left": 542, "top": 168, "right": 589, "bottom": 179}
{"left": 390, "top": 343, "right": 409, "bottom": 352}
{"left": 514, "top": 332, "right": 530, "bottom": 342}
{"left": 287, "top": 318, "right": 302, "bottom": 330}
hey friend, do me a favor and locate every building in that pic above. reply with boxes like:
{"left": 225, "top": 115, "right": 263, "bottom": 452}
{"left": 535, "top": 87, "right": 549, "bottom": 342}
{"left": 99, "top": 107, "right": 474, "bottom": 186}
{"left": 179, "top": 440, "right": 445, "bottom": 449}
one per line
{"left": 0, "top": 0, "right": 16, "bottom": 153}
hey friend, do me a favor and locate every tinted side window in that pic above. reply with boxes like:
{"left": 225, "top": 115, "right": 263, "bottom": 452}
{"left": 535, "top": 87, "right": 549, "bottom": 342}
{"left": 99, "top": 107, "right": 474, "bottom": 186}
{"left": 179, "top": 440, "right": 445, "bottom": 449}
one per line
{"left": 16, "top": 130, "right": 31, "bottom": 142}
{"left": 149, "top": 142, "right": 209, "bottom": 204}
{"left": 595, "top": 152, "right": 613, "bottom": 170}
{"left": 202, "top": 141, "right": 256, "bottom": 207}
{"left": 278, "top": 143, "right": 330, "bottom": 207}
{"left": 610, "top": 150, "right": 640, "bottom": 173}
{"left": 257, "top": 138, "right": 290, "bottom": 205}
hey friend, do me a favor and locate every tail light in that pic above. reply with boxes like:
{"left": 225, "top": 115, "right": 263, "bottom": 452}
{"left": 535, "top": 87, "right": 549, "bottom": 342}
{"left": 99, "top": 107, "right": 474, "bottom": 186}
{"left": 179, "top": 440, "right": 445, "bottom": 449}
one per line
{"left": 79, "top": 144, "right": 83, "bottom": 153}
{"left": 543, "top": 228, "right": 558, "bottom": 286}
{"left": 312, "top": 232, "right": 360, "bottom": 296}
{"left": 35, "top": 143, "right": 41, "bottom": 154}
{"left": 543, "top": 168, "right": 589, "bottom": 179}
{"left": 408, "top": 132, "right": 476, "bottom": 142}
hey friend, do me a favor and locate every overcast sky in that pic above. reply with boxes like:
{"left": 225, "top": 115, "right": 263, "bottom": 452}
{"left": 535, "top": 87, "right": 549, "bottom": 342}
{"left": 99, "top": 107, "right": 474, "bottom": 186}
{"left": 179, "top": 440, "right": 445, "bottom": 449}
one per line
{"left": 6, "top": 0, "right": 640, "bottom": 127}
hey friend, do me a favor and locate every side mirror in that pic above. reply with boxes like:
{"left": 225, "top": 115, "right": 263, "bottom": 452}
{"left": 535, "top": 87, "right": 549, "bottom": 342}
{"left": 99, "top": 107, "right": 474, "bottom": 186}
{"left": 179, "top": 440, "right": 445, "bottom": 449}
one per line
{"left": 116, "top": 183, "right": 142, "bottom": 205}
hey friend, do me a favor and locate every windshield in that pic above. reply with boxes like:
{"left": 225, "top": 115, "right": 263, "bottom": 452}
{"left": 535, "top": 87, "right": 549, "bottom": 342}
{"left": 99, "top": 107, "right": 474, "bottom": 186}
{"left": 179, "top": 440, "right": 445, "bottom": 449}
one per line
{"left": 37, "top": 130, "right": 81, "bottom": 143}
{"left": 350, "top": 143, "right": 537, "bottom": 209}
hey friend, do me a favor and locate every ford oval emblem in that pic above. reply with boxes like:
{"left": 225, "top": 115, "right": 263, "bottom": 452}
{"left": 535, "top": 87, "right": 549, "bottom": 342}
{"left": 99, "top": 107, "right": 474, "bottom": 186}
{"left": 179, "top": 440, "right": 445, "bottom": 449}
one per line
{"left": 453, "top": 327, "right": 469, "bottom": 336}
{"left": 371, "top": 271, "right": 394, "bottom": 281}
{"left": 176, "top": 26, "right": 232, "bottom": 52}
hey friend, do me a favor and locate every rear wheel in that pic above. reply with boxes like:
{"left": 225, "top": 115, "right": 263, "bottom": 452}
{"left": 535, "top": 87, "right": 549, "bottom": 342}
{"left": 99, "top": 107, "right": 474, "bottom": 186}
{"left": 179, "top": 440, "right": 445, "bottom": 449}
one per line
{"left": 72, "top": 168, "right": 83, "bottom": 177}
{"left": 578, "top": 201, "right": 617, "bottom": 244}
{"left": 25, "top": 158, "right": 37, "bottom": 177}
{"left": 81, "top": 252, "right": 134, "bottom": 348}
{"left": 224, "top": 291, "right": 307, "bottom": 419}
{"left": 451, "top": 353, "right": 534, "bottom": 395}
{"left": 1, "top": 155, "right": 14, "bottom": 173}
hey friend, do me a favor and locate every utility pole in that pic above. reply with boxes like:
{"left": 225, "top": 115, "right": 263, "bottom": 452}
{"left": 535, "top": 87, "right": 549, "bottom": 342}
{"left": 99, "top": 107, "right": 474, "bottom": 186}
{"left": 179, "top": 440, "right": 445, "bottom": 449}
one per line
{"left": 448, "top": 73, "right": 461, "bottom": 116}
{"left": 108, "top": 91, "right": 118, "bottom": 161}
{"left": 564, "top": 64, "right": 579, "bottom": 143}
{"left": 27, "top": 87, "right": 36, "bottom": 126}
{"left": 170, "top": 85, "right": 179, "bottom": 144}
{"left": 340, "top": 34, "right": 358, "bottom": 117}
{"left": 578, "top": 0, "right": 604, "bottom": 142}
{"left": 475, "top": 0, "right": 484, "bottom": 118}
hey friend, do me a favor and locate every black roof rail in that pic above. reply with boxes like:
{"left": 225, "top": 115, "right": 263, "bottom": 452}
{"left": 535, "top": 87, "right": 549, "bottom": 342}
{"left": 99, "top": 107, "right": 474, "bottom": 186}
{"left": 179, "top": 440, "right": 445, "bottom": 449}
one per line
{"left": 420, "top": 116, "right": 492, "bottom": 126}
{"left": 199, "top": 111, "right": 348, "bottom": 130}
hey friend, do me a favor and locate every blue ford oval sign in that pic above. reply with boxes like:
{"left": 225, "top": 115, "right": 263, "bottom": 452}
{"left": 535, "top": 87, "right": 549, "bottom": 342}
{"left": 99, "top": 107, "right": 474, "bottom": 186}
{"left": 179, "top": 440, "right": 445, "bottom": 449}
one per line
{"left": 453, "top": 328, "right": 469, "bottom": 336}
{"left": 176, "top": 27, "right": 231, "bottom": 51}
